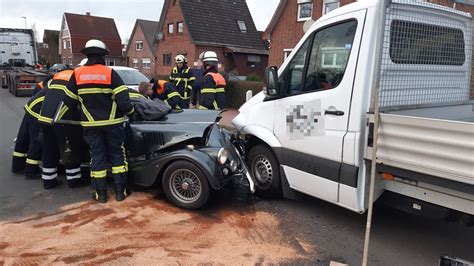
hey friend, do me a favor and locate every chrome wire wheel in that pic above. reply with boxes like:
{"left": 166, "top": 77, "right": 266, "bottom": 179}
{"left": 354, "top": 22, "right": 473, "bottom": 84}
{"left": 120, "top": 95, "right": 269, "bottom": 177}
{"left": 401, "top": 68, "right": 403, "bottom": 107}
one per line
{"left": 253, "top": 155, "right": 273, "bottom": 189}
{"left": 169, "top": 169, "right": 202, "bottom": 204}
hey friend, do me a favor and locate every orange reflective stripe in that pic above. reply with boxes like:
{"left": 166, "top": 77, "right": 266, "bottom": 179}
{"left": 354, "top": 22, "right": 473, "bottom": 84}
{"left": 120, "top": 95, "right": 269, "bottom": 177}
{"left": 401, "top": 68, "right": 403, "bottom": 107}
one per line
{"left": 206, "top": 72, "right": 226, "bottom": 86}
{"left": 53, "top": 69, "right": 74, "bottom": 81}
{"left": 74, "top": 65, "right": 112, "bottom": 85}
{"left": 156, "top": 80, "right": 167, "bottom": 94}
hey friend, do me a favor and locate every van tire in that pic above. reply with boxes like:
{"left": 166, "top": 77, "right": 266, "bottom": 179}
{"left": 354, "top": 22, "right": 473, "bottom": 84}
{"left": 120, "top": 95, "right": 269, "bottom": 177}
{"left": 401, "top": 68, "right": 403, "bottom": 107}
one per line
{"left": 247, "top": 144, "right": 282, "bottom": 198}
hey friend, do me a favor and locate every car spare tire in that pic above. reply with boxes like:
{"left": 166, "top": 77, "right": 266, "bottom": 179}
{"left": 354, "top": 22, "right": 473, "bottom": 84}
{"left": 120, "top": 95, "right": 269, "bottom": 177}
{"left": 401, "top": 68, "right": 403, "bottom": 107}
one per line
{"left": 162, "top": 160, "right": 210, "bottom": 209}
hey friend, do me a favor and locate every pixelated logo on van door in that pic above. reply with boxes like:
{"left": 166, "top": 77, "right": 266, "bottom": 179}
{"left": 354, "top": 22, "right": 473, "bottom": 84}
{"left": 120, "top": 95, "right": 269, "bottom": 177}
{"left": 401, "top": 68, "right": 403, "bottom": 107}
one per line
{"left": 286, "top": 101, "right": 324, "bottom": 138}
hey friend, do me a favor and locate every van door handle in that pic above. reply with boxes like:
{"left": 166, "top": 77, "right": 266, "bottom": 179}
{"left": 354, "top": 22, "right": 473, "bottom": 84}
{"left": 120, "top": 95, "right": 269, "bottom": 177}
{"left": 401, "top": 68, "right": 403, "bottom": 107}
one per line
{"left": 325, "top": 110, "right": 345, "bottom": 116}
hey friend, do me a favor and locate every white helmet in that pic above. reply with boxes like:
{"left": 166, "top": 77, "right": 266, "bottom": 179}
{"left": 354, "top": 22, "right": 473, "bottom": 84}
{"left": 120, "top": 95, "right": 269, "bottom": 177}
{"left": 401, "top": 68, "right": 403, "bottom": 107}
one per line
{"left": 202, "top": 51, "right": 218, "bottom": 62}
{"left": 175, "top": 54, "right": 186, "bottom": 63}
{"left": 78, "top": 58, "right": 88, "bottom": 66}
{"left": 81, "top": 39, "right": 109, "bottom": 55}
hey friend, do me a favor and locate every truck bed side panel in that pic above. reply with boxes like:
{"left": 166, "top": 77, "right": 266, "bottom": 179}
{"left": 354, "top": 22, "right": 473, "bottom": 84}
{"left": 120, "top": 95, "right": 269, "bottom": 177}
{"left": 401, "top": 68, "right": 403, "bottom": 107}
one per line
{"left": 377, "top": 113, "right": 474, "bottom": 185}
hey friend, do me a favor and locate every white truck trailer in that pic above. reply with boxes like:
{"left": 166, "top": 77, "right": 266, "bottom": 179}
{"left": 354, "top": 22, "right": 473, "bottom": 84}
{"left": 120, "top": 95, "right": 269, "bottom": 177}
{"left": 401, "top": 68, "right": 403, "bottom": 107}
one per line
{"left": 0, "top": 28, "right": 48, "bottom": 96}
{"left": 233, "top": 0, "right": 473, "bottom": 221}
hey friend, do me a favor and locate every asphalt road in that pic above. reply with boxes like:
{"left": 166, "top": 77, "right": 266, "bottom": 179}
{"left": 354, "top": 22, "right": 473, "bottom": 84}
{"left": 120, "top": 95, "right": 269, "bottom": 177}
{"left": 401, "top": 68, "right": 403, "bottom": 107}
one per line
{"left": 0, "top": 88, "right": 472, "bottom": 265}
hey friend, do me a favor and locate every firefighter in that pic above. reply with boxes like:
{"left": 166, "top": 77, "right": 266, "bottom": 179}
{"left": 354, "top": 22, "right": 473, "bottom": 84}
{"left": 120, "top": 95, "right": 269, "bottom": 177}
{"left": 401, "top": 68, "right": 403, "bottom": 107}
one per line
{"left": 169, "top": 54, "right": 195, "bottom": 108}
{"left": 33, "top": 75, "right": 52, "bottom": 94}
{"left": 38, "top": 68, "right": 88, "bottom": 189}
{"left": 11, "top": 76, "right": 52, "bottom": 178}
{"left": 151, "top": 80, "right": 182, "bottom": 110}
{"left": 198, "top": 51, "right": 226, "bottom": 110}
{"left": 70, "top": 39, "right": 134, "bottom": 203}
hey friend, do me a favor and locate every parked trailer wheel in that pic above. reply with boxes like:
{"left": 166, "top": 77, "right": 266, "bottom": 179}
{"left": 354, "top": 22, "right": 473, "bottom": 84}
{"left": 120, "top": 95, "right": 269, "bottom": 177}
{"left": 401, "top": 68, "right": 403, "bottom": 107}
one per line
{"left": 247, "top": 144, "right": 282, "bottom": 198}
{"left": 162, "top": 160, "right": 210, "bottom": 209}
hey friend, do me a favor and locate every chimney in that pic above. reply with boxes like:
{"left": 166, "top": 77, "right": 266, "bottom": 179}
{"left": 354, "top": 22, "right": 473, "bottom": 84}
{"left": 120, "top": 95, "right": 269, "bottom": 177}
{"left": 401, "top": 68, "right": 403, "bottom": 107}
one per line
{"left": 86, "top": 12, "right": 91, "bottom": 16}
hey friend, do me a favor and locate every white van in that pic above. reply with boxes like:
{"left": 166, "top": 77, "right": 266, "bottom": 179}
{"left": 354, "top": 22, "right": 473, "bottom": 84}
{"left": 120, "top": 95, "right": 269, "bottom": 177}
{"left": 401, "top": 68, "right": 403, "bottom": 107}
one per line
{"left": 233, "top": 0, "right": 473, "bottom": 218}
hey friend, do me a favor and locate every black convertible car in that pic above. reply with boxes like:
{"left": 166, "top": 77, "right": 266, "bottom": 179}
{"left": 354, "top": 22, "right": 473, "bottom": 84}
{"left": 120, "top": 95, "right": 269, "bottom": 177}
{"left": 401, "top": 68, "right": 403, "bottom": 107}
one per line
{"left": 125, "top": 109, "right": 254, "bottom": 209}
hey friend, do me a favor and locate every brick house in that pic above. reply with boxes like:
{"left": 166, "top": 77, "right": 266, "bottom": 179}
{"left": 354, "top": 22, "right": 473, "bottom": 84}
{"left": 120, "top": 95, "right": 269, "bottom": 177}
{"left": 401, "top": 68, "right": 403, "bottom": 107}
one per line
{"left": 265, "top": 0, "right": 474, "bottom": 67}
{"left": 125, "top": 19, "right": 159, "bottom": 78}
{"left": 37, "top": 29, "right": 61, "bottom": 66}
{"left": 155, "top": 0, "right": 268, "bottom": 79}
{"left": 59, "top": 12, "right": 124, "bottom": 67}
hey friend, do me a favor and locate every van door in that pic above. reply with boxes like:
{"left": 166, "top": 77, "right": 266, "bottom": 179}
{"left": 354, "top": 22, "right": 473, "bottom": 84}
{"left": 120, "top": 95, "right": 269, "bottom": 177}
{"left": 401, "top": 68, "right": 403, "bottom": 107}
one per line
{"left": 273, "top": 10, "right": 365, "bottom": 202}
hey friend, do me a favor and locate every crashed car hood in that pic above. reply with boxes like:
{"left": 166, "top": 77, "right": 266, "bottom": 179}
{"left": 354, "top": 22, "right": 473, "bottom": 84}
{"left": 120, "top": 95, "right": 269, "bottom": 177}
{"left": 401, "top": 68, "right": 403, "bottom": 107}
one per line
{"left": 127, "top": 110, "right": 221, "bottom": 156}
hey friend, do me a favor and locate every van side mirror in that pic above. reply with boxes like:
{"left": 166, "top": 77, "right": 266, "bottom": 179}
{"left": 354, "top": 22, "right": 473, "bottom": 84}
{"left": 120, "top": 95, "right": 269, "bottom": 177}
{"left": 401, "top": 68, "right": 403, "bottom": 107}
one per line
{"left": 264, "top": 66, "right": 279, "bottom": 96}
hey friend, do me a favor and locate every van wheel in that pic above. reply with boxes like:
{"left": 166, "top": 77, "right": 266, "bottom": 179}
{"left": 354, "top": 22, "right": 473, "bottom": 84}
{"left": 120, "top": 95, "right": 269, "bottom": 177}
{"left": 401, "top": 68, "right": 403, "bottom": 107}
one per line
{"left": 162, "top": 160, "right": 210, "bottom": 209}
{"left": 247, "top": 144, "right": 282, "bottom": 198}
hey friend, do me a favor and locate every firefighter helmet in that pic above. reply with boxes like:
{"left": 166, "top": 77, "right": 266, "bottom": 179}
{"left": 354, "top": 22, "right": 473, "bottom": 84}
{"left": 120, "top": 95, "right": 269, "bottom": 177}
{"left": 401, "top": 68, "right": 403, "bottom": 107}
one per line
{"left": 81, "top": 39, "right": 109, "bottom": 56}
{"left": 202, "top": 51, "right": 218, "bottom": 62}
{"left": 175, "top": 54, "right": 186, "bottom": 63}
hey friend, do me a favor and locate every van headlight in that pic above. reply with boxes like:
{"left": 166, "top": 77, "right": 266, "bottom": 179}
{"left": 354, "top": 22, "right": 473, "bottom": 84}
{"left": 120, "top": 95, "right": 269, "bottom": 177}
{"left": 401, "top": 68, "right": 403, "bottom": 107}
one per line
{"left": 217, "top": 148, "right": 228, "bottom": 165}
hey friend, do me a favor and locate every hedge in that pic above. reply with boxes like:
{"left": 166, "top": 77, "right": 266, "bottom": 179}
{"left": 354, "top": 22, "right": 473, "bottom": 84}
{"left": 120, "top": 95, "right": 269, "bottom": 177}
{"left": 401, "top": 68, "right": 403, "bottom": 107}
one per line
{"left": 225, "top": 80, "right": 264, "bottom": 109}
{"left": 154, "top": 73, "right": 264, "bottom": 109}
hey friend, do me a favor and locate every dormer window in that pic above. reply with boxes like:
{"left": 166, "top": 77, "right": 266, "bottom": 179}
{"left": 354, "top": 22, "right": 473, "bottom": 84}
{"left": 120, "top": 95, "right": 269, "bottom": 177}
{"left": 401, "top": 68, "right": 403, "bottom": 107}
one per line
{"left": 237, "top": 20, "right": 247, "bottom": 33}
{"left": 297, "top": 0, "right": 312, "bottom": 21}
{"left": 135, "top": 41, "right": 143, "bottom": 51}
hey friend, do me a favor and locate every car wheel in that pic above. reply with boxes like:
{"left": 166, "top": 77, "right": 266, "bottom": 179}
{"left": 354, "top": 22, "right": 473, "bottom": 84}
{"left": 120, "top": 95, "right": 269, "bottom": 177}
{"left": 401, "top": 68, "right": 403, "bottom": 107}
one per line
{"left": 247, "top": 144, "right": 282, "bottom": 198}
{"left": 162, "top": 160, "right": 210, "bottom": 209}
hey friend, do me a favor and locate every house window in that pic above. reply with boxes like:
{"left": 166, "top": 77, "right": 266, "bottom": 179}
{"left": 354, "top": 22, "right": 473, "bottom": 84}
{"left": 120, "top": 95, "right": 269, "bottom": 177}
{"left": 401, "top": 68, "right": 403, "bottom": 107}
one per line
{"left": 237, "top": 20, "right": 247, "bottom": 32}
{"left": 142, "top": 58, "right": 151, "bottom": 69}
{"left": 62, "top": 57, "right": 66, "bottom": 64}
{"left": 63, "top": 40, "right": 66, "bottom": 49}
{"left": 247, "top": 55, "right": 260, "bottom": 67}
{"left": 135, "top": 41, "right": 143, "bottom": 51}
{"left": 132, "top": 58, "right": 138, "bottom": 68}
{"left": 284, "top": 49, "right": 293, "bottom": 60}
{"left": 163, "top": 53, "right": 172, "bottom": 66}
{"left": 67, "top": 40, "right": 71, "bottom": 48}
{"left": 177, "top": 22, "right": 184, "bottom": 33}
{"left": 297, "top": 0, "right": 313, "bottom": 21}
{"left": 168, "top": 23, "right": 174, "bottom": 34}
{"left": 323, "top": 0, "right": 340, "bottom": 15}
{"left": 68, "top": 57, "right": 72, "bottom": 66}
{"left": 107, "top": 59, "right": 115, "bottom": 66}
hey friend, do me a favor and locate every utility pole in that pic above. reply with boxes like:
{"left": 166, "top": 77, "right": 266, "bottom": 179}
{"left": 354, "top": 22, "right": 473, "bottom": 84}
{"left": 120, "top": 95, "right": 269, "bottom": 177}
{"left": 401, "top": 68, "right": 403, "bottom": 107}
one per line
{"left": 21, "top": 16, "right": 27, "bottom": 29}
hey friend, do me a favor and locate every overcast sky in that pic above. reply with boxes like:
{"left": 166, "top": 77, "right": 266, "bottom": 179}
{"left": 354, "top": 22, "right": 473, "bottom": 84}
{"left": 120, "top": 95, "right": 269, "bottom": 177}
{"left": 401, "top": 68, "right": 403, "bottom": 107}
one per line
{"left": 0, "top": 0, "right": 279, "bottom": 42}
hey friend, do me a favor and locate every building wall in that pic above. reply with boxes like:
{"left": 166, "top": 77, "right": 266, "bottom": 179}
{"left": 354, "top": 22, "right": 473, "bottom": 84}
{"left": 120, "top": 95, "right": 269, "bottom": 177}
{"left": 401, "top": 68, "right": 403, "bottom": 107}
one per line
{"left": 126, "top": 25, "right": 156, "bottom": 78}
{"left": 156, "top": 1, "right": 195, "bottom": 75}
{"left": 267, "top": 0, "right": 472, "bottom": 67}
{"left": 231, "top": 53, "right": 268, "bottom": 78}
{"left": 59, "top": 19, "right": 73, "bottom": 66}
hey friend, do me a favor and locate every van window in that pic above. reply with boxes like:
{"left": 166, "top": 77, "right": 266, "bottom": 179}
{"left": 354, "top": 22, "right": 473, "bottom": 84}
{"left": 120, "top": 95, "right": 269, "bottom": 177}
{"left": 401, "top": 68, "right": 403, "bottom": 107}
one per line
{"left": 303, "top": 20, "right": 357, "bottom": 93}
{"left": 389, "top": 20, "right": 465, "bottom": 65}
{"left": 285, "top": 38, "right": 311, "bottom": 95}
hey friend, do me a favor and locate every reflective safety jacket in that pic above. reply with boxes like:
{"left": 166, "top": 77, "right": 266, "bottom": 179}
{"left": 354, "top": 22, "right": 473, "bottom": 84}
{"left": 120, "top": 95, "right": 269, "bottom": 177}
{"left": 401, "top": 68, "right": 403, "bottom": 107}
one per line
{"left": 38, "top": 70, "right": 78, "bottom": 125}
{"left": 69, "top": 64, "right": 134, "bottom": 127}
{"left": 33, "top": 80, "right": 45, "bottom": 95}
{"left": 152, "top": 80, "right": 182, "bottom": 109}
{"left": 24, "top": 88, "right": 47, "bottom": 120}
{"left": 169, "top": 66, "right": 195, "bottom": 102}
{"left": 198, "top": 70, "right": 226, "bottom": 110}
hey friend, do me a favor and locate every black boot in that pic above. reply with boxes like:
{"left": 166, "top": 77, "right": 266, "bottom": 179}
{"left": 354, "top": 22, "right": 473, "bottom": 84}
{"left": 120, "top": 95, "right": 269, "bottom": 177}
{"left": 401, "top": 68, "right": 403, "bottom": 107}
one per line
{"left": 115, "top": 184, "right": 131, "bottom": 201}
{"left": 43, "top": 179, "right": 63, "bottom": 189}
{"left": 25, "top": 164, "right": 41, "bottom": 179}
{"left": 67, "top": 178, "right": 88, "bottom": 188}
{"left": 11, "top": 156, "right": 26, "bottom": 173}
{"left": 93, "top": 190, "right": 107, "bottom": 203}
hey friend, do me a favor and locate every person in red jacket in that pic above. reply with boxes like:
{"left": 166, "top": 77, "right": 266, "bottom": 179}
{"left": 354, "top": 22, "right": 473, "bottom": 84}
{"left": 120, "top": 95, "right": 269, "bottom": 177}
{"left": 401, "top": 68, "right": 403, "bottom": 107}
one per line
{"left": 198, "top": 51, "right": 226, "bottom": 110}
{"left": 151, "top": 80, "right": 182, "bottom": 110}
